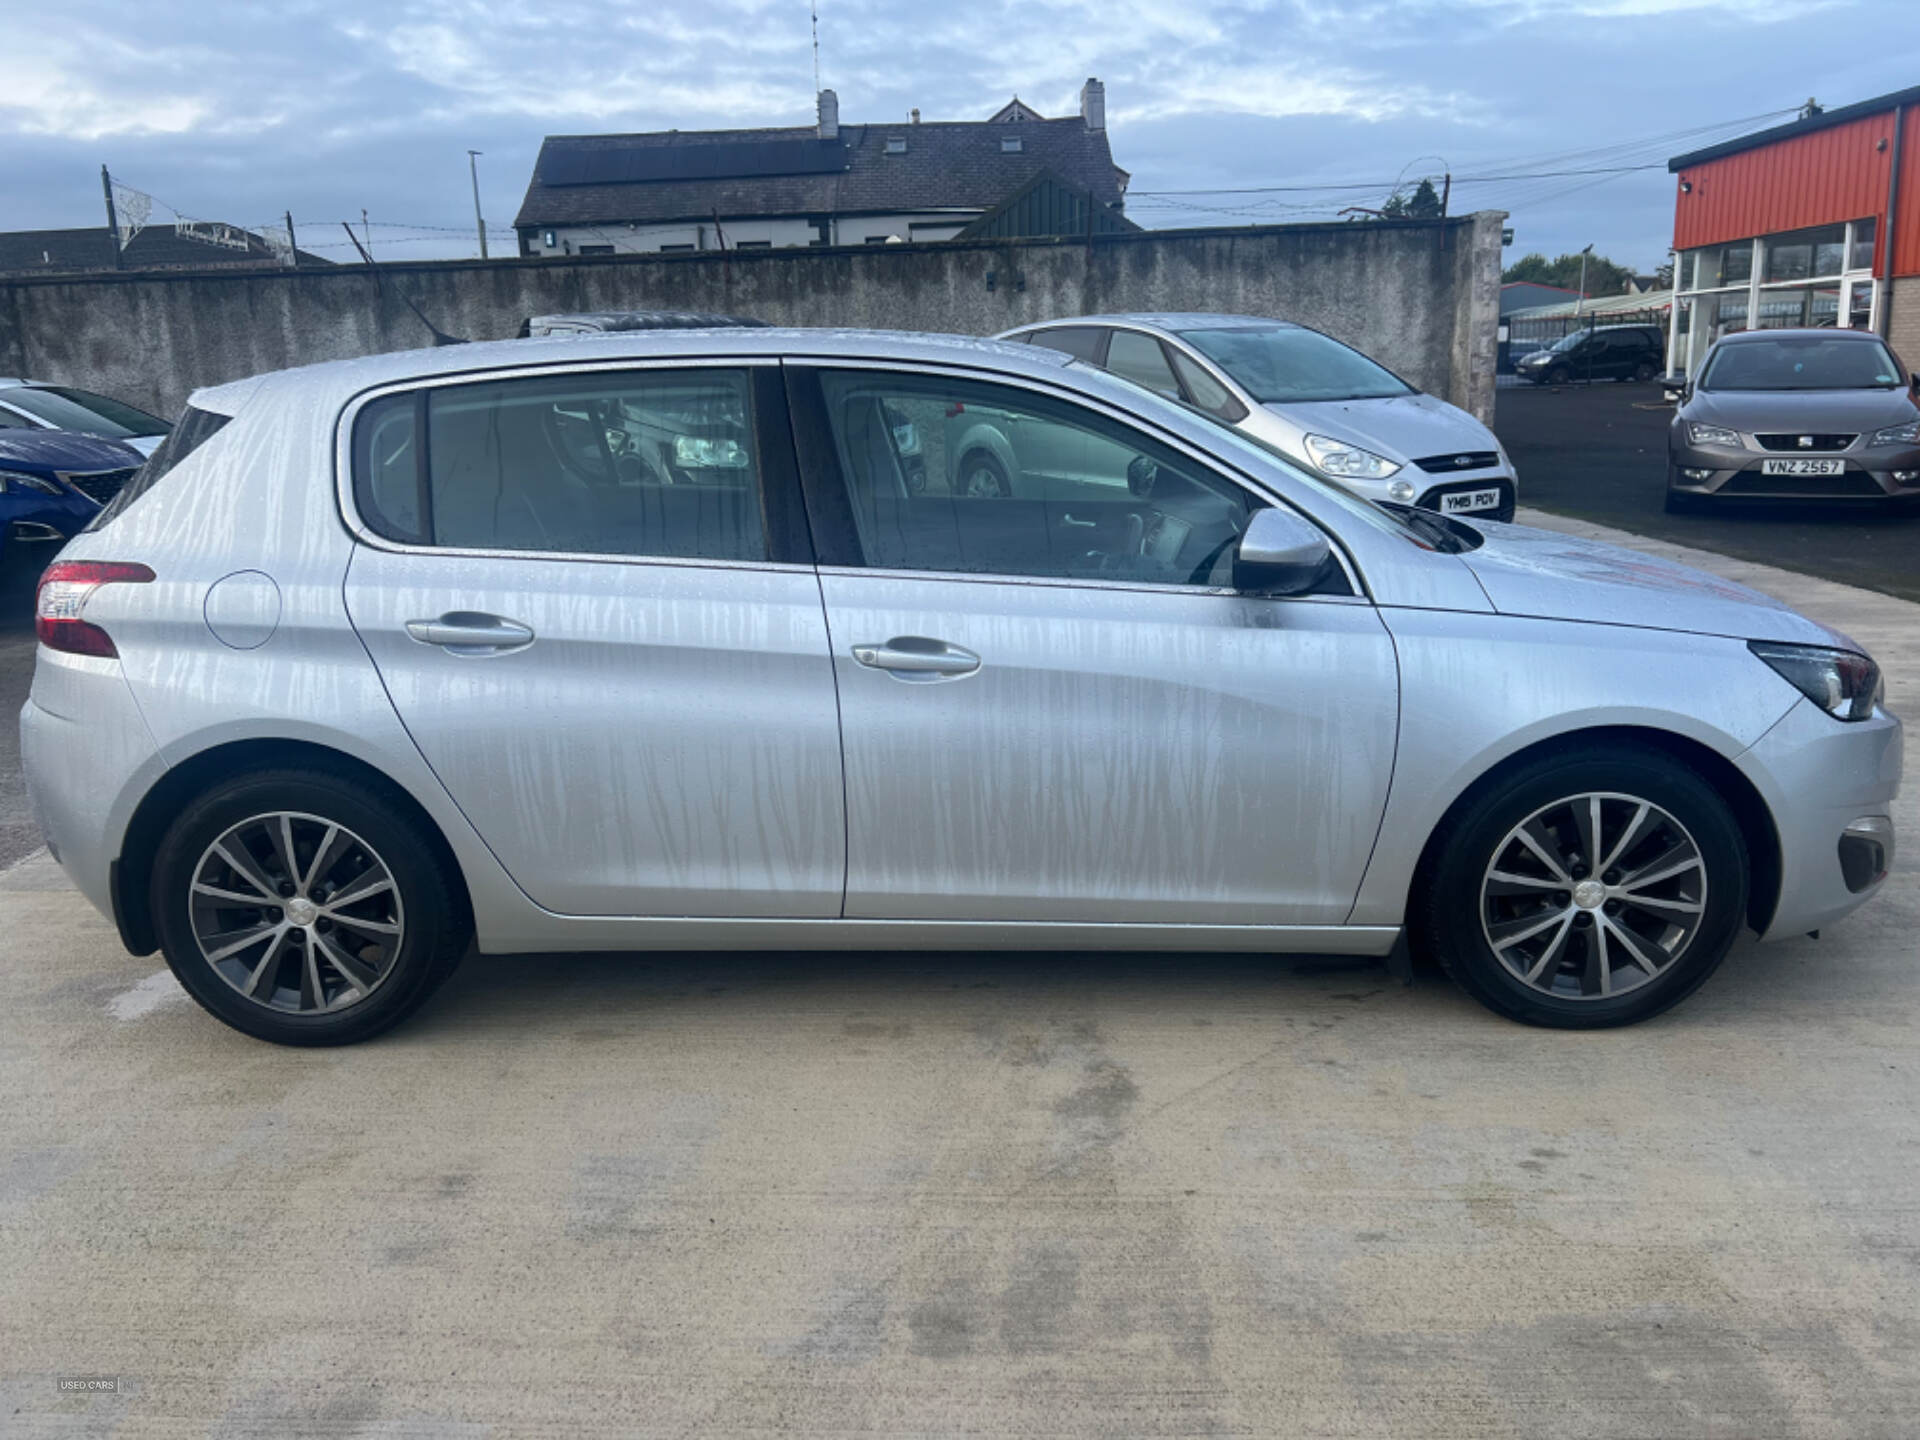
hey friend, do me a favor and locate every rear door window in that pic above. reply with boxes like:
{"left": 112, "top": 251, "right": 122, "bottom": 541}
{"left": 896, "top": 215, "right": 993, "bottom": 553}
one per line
{"left": 351, "top": 367, "right": 769, "bottom": 562}
{"left": 1025, "top": 327, "right": 1107, "bottom": 363}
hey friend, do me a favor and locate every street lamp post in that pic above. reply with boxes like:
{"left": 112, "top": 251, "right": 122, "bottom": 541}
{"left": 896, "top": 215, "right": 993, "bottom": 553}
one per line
{"left": 467, "top": 150, "right": 488, "bottom": 260}
{"left": 1574, "top": 242, "right": 1594, "bottom": 316}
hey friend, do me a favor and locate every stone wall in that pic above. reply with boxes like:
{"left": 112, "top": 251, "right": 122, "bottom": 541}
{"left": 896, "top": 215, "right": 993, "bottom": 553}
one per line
{"left": 0, "top": 213, "right": 1507, "bottom": 423}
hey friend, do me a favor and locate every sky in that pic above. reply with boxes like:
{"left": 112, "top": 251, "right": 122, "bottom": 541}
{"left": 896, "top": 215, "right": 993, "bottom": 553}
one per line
{"left": 4, "top": 0, "right": 1917, "bottom": 273}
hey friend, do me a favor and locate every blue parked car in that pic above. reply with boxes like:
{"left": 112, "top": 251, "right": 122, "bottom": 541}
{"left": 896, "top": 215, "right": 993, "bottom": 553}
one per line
{"left": 0, "top": 430, "right": 146, "bottom": 572}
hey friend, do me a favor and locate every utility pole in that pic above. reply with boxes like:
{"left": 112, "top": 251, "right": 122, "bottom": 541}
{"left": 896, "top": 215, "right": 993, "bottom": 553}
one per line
{"left": 101, "top": 165, "right": 122, "bottom": 269}
{"left": 1574, "top": 242, "right": 1594, "bottom": 315}
{"left": 467, "top": 150, "right": 489, "bottom": 260}
{"left": 284, "top": 211, "right": 299, "bottom": 269}
{"left": 362, "top": 209, "right": 373, "bottom": 263}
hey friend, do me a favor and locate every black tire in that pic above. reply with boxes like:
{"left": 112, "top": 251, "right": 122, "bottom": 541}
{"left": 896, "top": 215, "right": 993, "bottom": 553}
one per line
{"left": 1664, "top": 481, "right": 1702, "bottom": 514}
{"left": 1417, "top": 745, "right": 1748, "bottom": 1028}
{"left": 955, "top": 450, "right": 1011, "bottom": 499}
{"left": 1632, "top": 360, "right": 1657, "bottom": 383}
{"left": 151, "top": 768, "right": 469, "bottom": 1046}
{"left": 1547, "top": 365, "right": 1572, "bottom": 386}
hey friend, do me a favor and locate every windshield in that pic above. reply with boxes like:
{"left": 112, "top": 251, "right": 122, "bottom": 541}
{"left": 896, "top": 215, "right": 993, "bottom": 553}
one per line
{"left": 1, "top": 385, "right": 170, "bottom": 438}
{"left": 1176, "top": 327, "right": 1412, "bottom": 404}
{"left": 1700, "top": 337, "right": 1904, "bottom": 391}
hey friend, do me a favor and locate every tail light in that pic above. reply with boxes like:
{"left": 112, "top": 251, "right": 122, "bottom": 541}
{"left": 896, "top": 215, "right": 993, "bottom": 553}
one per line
{"left": 35, "top": 561, "right": 155, "bottom": 657}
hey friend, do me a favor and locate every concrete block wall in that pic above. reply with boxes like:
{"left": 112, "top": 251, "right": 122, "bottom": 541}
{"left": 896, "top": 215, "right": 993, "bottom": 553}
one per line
{"left": 0, "top": 213, "right": 1507, "bottom": 424}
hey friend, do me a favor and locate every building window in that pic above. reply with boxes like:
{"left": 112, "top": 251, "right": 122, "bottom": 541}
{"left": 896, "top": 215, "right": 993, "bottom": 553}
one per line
{"left": 659, "top": 244, "right": 696, "bottom": 253}
{"left": 734, "top": 240, "right": 772, "bottom": 249}
{"left": 885, "top": 136, "right": 907, "bottom": 155}
{"left": 1851, "top": 217, "right": 1877, "bottom": 272}
{"left": 1762, "top": 224, "right": 1846, "bottom": 283}
{"left": 1001, "top": 135, "right": 1023, "bottom": 153}
{"left": 577, "top": 244, "right": 615, "bottom": 256}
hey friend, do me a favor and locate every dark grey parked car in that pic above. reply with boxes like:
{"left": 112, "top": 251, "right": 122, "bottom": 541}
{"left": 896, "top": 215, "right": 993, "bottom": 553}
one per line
{"left": 1666, "top": 329, "right": 1920, "bottom": 511}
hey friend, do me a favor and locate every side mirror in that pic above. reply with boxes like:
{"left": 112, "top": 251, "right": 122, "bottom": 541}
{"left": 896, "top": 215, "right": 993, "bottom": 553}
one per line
{"left": 1233, "top": 508, "right": 1336, "bottom": 596}
{"left": 1662, "top": 377, "right": 1688, "bottom": 404}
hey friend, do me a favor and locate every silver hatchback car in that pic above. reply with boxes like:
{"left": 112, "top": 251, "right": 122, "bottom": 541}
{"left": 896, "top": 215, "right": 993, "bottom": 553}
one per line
{"left": 997, "top": 314, "right": 1519, "bottom": 521}
{"left": 23, "top": 330, "right": 1900, "bottom": 1045}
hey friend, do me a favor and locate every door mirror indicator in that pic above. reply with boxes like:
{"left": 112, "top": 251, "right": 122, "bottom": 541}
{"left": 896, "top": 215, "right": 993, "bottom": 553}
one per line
{"left": 1232, "top": 509, "right": 1336, "bottom": 596}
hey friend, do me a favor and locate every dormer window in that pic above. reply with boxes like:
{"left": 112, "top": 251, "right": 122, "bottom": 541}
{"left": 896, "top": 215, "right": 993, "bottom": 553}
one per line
{"left": 885, "top": 136, "right": 907, "bottom": 155}
{"left": 1001, "top": 135, "right": 1023, "bottom": 153}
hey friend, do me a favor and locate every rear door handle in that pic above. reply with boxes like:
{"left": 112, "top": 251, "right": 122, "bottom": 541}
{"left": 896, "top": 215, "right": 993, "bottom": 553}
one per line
{"left": 405, "top": 612, "right": 535, "bottom": 655}
{"left": 851, "top": 637, "right": 981, "bottom": 680}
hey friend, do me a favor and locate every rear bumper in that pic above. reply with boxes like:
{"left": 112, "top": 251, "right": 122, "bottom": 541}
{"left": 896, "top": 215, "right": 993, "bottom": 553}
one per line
{"left": 19, "top": 650, "right": 166, "bottom": 934}
{"left": 1738, "top": 697, "right": 1903, "bottom": 940}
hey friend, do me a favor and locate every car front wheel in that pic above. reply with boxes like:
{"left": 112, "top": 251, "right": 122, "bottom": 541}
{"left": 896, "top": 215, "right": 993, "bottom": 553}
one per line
{"left": 151, "top": 768, "right": 469, "bottom": 1046}
{"left": 1419, "top": 746, "right": 1748, "bottom": 1028}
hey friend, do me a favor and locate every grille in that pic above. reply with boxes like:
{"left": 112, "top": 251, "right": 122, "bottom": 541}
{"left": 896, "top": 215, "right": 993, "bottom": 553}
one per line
{"left": 1721, "top": 469, "right": 1883, "bottom": 497}
{"left": 1416, "top": 479, "right": 1516, "bottom": 523}
{"left": 1755, "top": 433, "right": 1855, "bottom": 453}
{"left": 1412, "top": 451, "right": 1502, "bottom": 474}
{"left": 57, "top": 467, "right": 139, "bottom": 505}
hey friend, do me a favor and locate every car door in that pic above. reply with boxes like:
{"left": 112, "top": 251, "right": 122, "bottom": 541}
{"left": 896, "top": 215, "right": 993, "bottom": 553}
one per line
{"left": 341, "top": 361, "right": 846, "bottom": 918}
{"left": 787, "top": 364, "right": 1400, "bottom": 926}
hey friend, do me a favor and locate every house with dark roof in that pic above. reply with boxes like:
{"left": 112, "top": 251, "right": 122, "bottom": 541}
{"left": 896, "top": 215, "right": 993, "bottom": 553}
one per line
{"left": 0, "top": 225, "right": 331, "bottom": 277}
{"left": 513, "top": 80, "right": 1130, "bottom": 257}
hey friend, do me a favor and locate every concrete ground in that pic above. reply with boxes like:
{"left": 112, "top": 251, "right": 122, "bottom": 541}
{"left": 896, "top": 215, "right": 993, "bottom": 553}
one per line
{"left": 3, "top": 515, "right": 1917, "bottom": 1437}
{"left": 1494, "top": 381, "right": 1920, "bottom": 602}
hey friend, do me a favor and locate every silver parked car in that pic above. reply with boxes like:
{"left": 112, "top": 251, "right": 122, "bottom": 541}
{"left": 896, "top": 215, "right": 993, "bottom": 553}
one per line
{"left": 997, "top": 313, "right": 1518, "bottom": 520}
{"left": 1666, "top": 329, "right": 1920, "bottom": 510}
{"left": 22, "top": 330, "right": 1899, "bottom": 1045}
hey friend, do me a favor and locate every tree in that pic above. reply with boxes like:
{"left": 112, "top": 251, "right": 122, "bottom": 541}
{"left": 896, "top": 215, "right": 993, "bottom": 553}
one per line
{"left": 1501, "top": 250, "right": 1636, "bottom": 297}
{"left": 1381, "top": 177, "right": 1444, "bottom": 220}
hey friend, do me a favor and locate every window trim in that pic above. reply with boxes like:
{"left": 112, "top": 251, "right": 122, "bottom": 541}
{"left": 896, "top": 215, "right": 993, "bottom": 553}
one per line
{"left": 333, "top": 356, "right": 816, "bottom": 573}
{"left": 781, "top": 358, "right": 1367, "bottom": 601}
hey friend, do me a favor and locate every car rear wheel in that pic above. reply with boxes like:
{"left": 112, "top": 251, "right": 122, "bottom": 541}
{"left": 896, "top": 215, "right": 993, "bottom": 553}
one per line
{"left": 1632, "top": 360, "right": 1657, "bottom": 382}
{"left": 1418, "top": 746, "right": 1748, "bottom": 1028}
{"left": 1547, "top": 364, "right": 1572, "bottom": 386}
{"left": 152, "top": 769, "right": 469, "bottom": 1046}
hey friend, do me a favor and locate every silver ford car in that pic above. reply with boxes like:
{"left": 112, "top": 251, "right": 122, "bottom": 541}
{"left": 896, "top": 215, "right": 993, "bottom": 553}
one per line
{"left": 997, "top": 313, "right": 1519, "bottom": 520}
{"left": 22, "top": 330, "right": 1899, "bottom": 1046}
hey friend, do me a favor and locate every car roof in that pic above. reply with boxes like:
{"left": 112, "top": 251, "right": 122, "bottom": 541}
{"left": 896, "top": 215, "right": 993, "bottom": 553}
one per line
{"left": 189, "top": 328, "right": 1075, "bottom": 417}
{"left": 1010, "top": 313, "right": 1302, "bottom": 334}
{"left": 1715, "top": 327, "right": 1883, "bottom": 345}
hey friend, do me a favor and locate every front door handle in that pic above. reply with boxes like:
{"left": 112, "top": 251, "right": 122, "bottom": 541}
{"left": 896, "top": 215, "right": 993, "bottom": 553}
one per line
{"left": 405, "top": 612, "right": 536, "bottom": 655}
{"left": 851, "top": 637, "right": 981, "bottom": 680}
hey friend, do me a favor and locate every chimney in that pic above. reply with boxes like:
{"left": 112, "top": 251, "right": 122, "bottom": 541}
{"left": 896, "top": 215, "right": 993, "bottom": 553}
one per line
{"left": 1079, "top": 77, "right": 1105, "bottom": 132}
{"left": 911, "top": 108, "right": 921, "bottom": 124}
{"left": 817, "top": 88, "right": 839, "bottom": 140}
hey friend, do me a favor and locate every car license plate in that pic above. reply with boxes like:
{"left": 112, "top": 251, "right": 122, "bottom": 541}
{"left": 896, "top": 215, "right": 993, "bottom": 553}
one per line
{"left": 1760, "top": 458, "right": 1845, "bottom": 476}
{"left": 1441, "top": 488, "right": 1502, "bottom": 514}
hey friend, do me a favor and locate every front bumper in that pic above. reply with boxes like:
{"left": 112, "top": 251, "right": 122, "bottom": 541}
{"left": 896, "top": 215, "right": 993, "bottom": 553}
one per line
{"left": 1669, "top": 437, "right": 1920, "bottom": 500}
{"left": 1739, "top": 696, "right": 1902, "bottom": 940}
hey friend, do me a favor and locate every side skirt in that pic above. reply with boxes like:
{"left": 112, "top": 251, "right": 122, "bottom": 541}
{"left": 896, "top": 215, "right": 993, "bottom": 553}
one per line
{"left": 476, "top": 918, "right": 1403, "bottom": 957}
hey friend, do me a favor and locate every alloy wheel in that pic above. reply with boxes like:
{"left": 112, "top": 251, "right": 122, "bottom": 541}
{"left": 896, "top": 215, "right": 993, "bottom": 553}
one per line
{"left": 1479, "top": 791, "right": 1707, "bottom": 1000}
{"left": 189, "top": 811, "right": 406, "bottom": 1014}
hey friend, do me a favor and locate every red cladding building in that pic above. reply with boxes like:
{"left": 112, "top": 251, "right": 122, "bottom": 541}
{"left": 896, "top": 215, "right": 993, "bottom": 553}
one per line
{"left": 1667, "top": 87, "right": 1919, "bottom": 375}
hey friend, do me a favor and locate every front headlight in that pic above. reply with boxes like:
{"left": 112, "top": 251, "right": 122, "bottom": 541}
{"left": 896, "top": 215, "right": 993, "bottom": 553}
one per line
{"left": 0, "top": 469, "right": 68, "bottom": 496}
{"left": 1869, "top": 421, "right": 1920, "bottom": 447}
{"left": 1687, "top": 423, "right": 1741, "bottom": 448}
{"left": 1303, "top": 434, "right": 1401, "bottom": 481}
{"left": 1748, "top": 641, "right": 1883, "bottom": 722}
